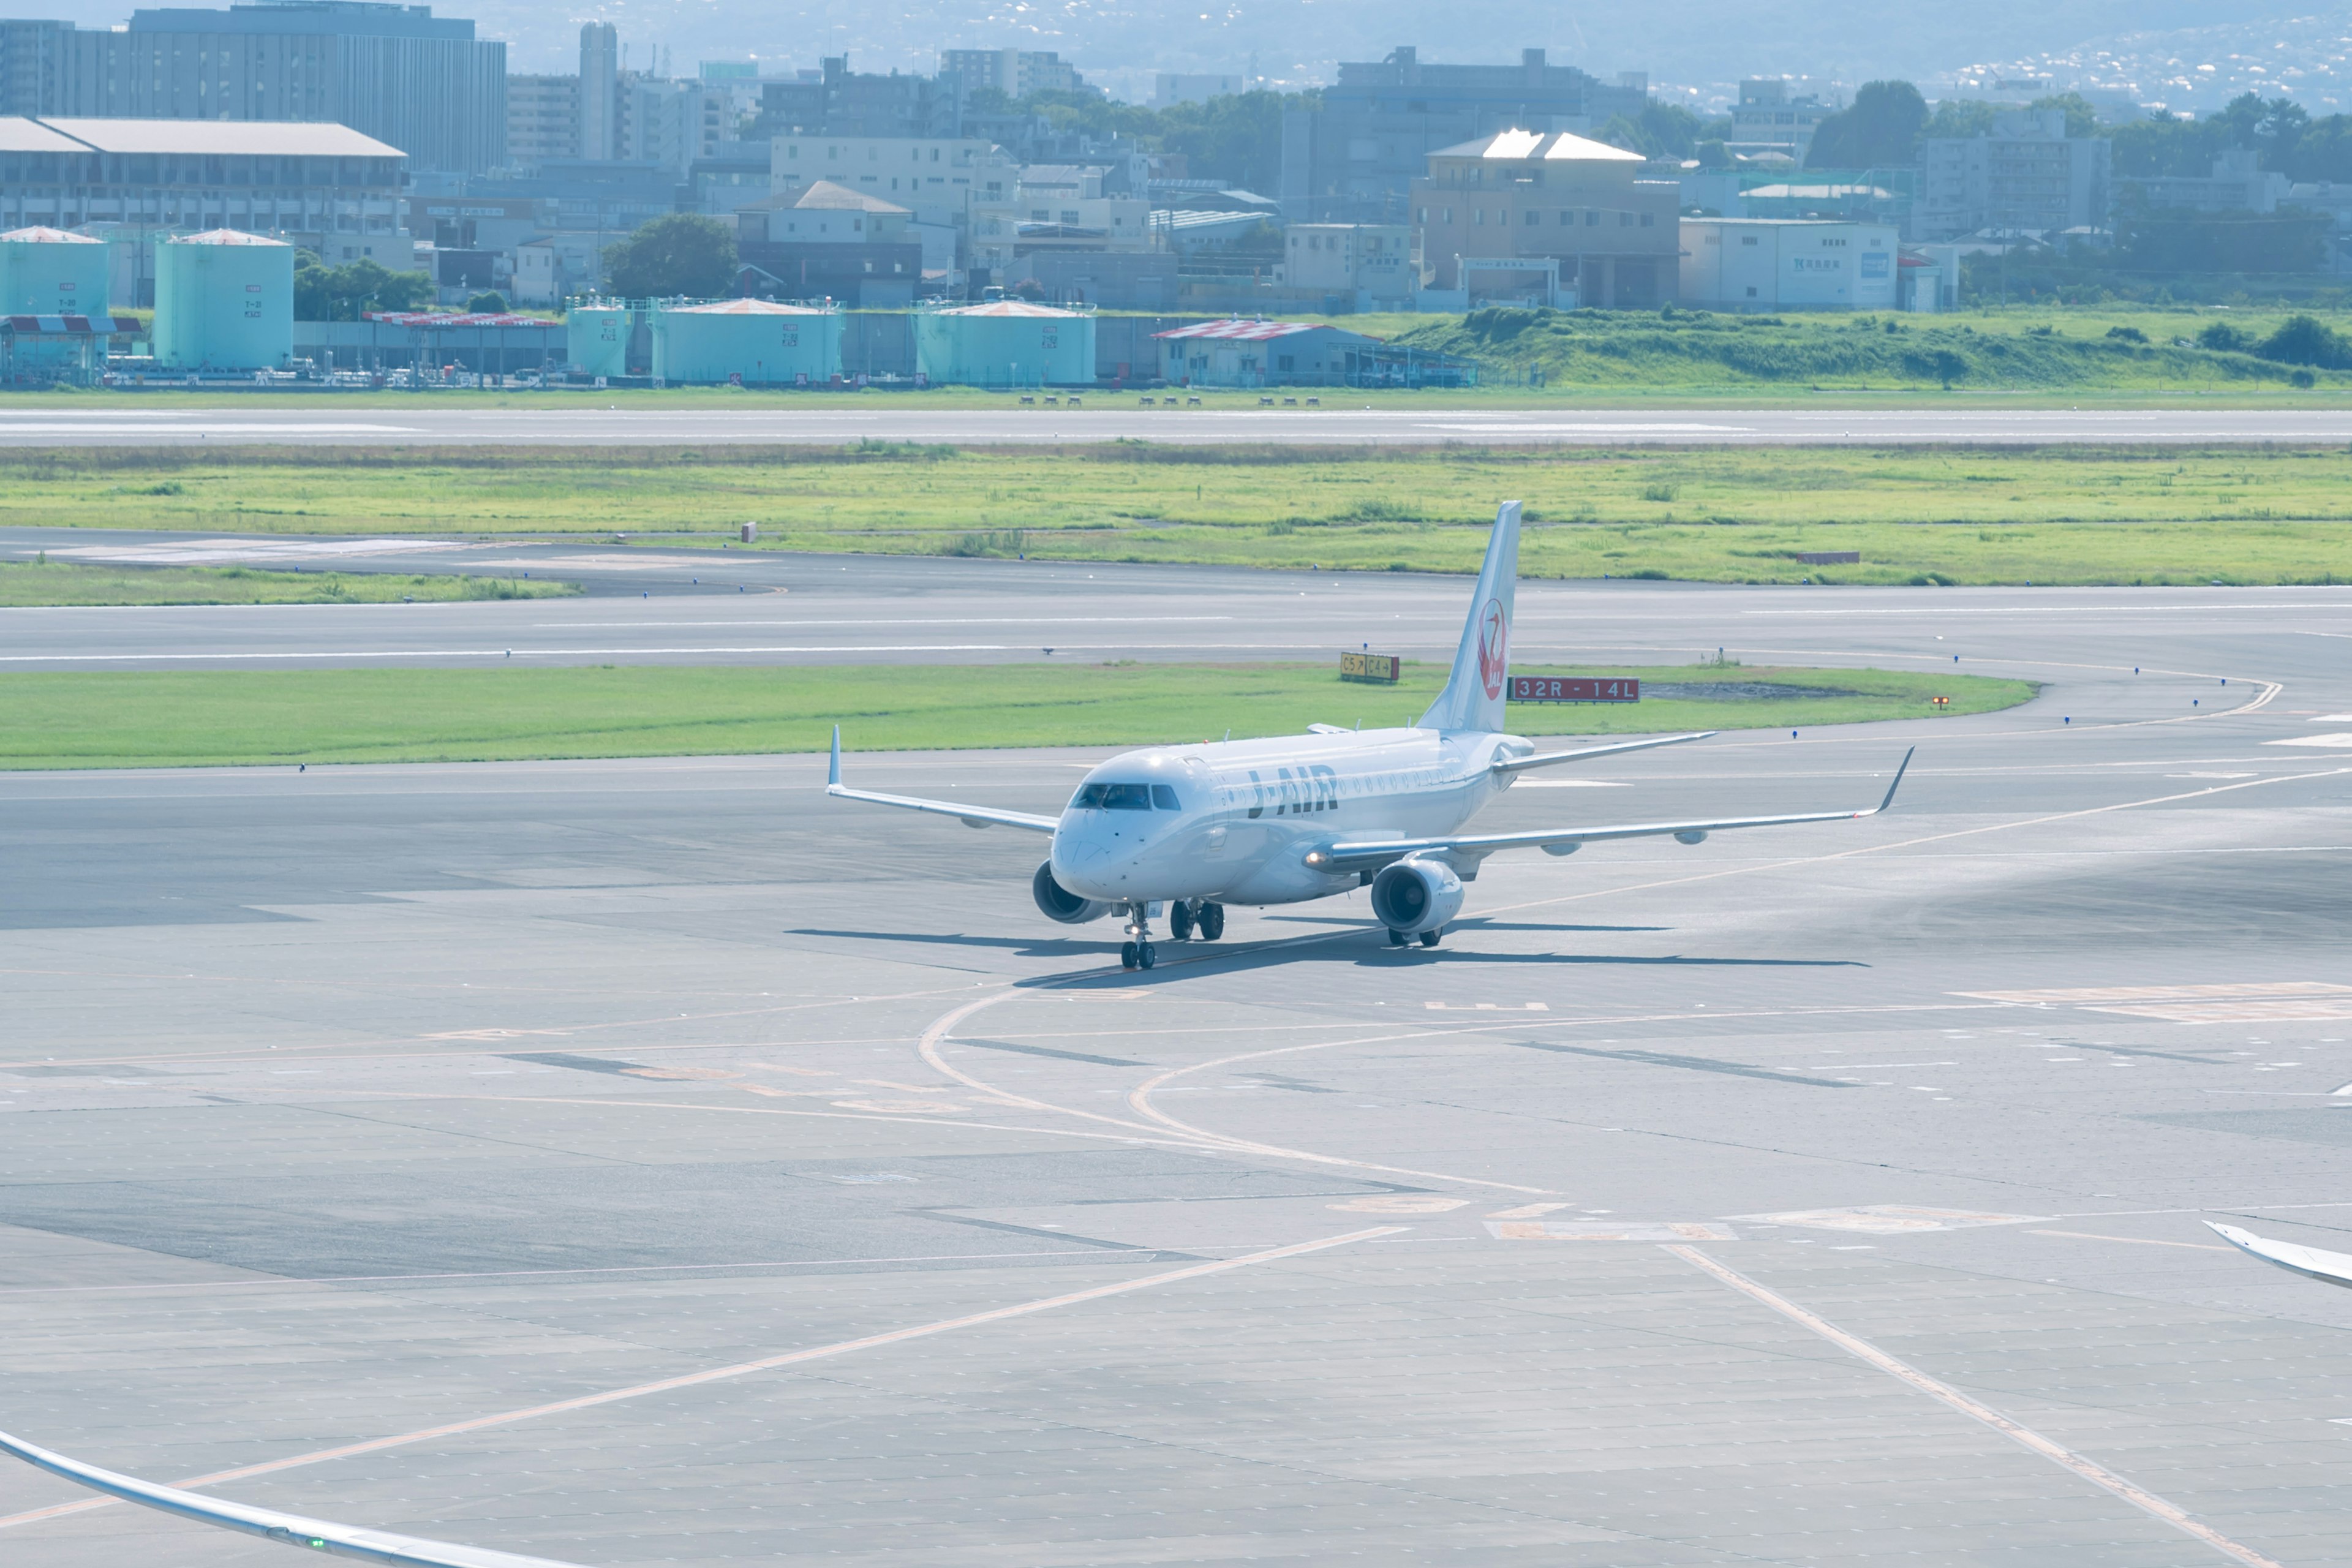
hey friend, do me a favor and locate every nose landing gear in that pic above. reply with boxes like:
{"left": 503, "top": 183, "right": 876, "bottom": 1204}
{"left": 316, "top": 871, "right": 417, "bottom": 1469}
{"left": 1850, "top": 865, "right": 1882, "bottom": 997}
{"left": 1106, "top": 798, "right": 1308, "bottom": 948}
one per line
{"left": 1121, "top": 900, "right": 1227, "bottom": 969}
{"left": 1121, "top": 903, "right": 1156, "bottom": 971}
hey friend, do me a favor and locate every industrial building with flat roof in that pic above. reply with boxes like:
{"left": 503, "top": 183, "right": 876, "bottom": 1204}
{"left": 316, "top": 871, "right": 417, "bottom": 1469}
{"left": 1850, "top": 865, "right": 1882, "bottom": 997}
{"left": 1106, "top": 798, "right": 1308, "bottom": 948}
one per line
{"left": 1679, "top": 217, "right": 1901, "bottom": 312}
{"left": 1411, "top": 129, "right": 1682, "bottom": 308}
{"left": 0, "top": 2, "right": 505, "bottom": 174}
{"left": 0, "top": 116, "right": 410, "bottom": 293}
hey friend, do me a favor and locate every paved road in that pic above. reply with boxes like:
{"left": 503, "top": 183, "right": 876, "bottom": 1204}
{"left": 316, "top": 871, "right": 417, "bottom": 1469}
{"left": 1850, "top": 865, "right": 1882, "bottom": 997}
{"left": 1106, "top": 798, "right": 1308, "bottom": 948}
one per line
{"left": 5, "top": 571, "right": 2352, "bottom": 1565}
{"left": 4, "top": 401, "right": 2351, "bottom": 447}
{"left": 6, "top": 532, "right": 2351, "bottom": 671}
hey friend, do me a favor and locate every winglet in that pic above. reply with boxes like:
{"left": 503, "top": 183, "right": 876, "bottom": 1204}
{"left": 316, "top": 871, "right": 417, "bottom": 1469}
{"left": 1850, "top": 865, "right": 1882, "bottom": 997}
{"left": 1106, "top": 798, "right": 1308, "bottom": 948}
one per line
{"left": 829, "top": 725, "right": 842, "bottom": 790}
{"left": 1874, "top": 747, "right": 1914, "bottom": 815}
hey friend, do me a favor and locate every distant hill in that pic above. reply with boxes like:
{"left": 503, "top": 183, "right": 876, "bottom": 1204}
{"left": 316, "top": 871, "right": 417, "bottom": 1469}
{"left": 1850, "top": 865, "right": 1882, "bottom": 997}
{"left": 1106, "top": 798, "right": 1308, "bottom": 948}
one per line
{"left": 18, "top": 0, "right": 2341, "bottom": 108}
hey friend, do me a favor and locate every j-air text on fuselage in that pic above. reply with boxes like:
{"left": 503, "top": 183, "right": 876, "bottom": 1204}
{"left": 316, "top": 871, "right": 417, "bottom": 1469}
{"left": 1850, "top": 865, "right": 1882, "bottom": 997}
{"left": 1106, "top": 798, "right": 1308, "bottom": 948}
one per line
{"left": 829, "top": 501, "right": 1913, "bottom": 971}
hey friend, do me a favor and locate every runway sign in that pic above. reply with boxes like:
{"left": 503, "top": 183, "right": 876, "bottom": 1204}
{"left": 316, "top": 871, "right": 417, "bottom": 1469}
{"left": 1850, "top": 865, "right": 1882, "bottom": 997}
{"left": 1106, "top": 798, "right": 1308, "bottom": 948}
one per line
{"left": 1511, "top": 676, "right": 1640, "bottom": 704}
{"left": 1340, "top": 652, "right": 1401, "bottom": 683}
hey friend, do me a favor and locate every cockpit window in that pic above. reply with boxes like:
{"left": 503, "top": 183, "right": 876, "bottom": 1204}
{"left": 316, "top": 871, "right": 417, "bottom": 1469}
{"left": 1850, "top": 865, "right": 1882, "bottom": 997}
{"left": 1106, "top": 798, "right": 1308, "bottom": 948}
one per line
{"left": 1152, "top": 785, "right": 1180, "bottom": 810}
{"left": 1071, "top": 782, "right": 1157, "bottom": 810}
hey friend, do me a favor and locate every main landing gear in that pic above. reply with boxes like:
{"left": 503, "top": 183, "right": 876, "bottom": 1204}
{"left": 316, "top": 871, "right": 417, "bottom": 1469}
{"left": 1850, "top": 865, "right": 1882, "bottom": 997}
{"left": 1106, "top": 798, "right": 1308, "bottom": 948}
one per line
{"left": 1387, "top": 927, "right": 1443, "bottom": 948}
{"left": 1123, "top": 900, "right": 1226, "bottom": 970}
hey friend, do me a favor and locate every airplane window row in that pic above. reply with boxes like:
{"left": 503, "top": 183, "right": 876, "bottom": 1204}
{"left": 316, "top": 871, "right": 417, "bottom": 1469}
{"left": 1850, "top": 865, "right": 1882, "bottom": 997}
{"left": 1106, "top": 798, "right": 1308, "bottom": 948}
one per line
{"left": 1071, "top": 783, "right": 1181, "bottom": 810}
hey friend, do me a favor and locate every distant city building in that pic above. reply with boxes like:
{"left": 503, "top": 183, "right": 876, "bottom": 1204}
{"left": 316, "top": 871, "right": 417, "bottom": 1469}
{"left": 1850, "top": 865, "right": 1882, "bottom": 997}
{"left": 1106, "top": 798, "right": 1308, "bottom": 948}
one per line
{"left": 1281, "top": 47, "right": 1648, "bottom": 224}
{"left": 1283, "top": 222, "right": 1412, "bottom": 307}
{"left": 0, "top": 2, "right": 504, "bottom": 175}
{"left": 578, "top": 22, "right": 619, "bottom": 160}
{"left": 0, "top": 116, "right": 408, "bottom": 304}
{"left": 1152, "top": 72, "right": 1246, "bottom": 108}
{"left": 505, "top": 74, "right": 578, "bottom": 171}
{"left": 968, "top": 162, "right": 1150, "bottom": 277}
{"left": 1411, "top": 128, "right": 1681, "bottom": 307}
{"left": 618, "top": 75, "right": 730, "bottom": 173}
{"left": 1728, "top": 80, "right": 1835, "bottom": 164}
{"left": 1914, "top": 108, "right": 2111, "bottom": 241}
{"left": 769, "top": 134, "right": 1000, "bottom": 227}
{"left": 2125, "top": 149, "right": 2289, "bottom": 216}
{"left": 759, "top": 55, "right": 966, "bottom": 141}
{"left": 1679, "top": 217, "right": 1899, "bottom": 311}
{"left": 940, "top": 49, "right": 1086, "bottom": 100}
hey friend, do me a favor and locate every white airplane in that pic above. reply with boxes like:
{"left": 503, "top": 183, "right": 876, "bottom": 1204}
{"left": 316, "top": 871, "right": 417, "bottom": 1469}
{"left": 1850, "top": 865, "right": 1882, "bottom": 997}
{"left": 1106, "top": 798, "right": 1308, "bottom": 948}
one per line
{"left": 830, "top": 500, "right": 1912, "bottom": 970}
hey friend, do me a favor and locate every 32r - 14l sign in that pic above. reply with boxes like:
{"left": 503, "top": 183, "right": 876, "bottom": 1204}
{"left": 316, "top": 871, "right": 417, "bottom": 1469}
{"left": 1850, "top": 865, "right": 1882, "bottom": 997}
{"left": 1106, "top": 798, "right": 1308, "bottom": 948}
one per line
{"left": 1511, "top": 676, "right": 1640, "bottom": 704}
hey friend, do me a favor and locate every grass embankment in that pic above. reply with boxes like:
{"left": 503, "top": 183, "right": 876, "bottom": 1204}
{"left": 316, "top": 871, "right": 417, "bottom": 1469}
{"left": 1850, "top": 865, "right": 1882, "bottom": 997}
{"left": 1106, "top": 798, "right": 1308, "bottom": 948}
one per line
{"left": 0, "top": 560, "right": 576, "bottom": 606}
{"left": 10, "top": 443, "right": 2352, "bottom": 586}
{"left": 0, "top": 663, "right": 2030, "bottom": 771}
{"left": 1394, "top": 306, "right": 2351, "bottom": 393}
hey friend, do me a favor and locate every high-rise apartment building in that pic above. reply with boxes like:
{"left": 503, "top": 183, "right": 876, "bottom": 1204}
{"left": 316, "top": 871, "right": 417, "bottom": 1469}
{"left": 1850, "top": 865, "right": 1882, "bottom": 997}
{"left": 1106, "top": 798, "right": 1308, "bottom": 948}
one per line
{"left": 0, "top": 2, "right": 505, "bottom": 174}
{"left": 505, "top": 72, "right": 578, "bottom": 170}
{"left": 578, "top": 21, "right": 617, "bottom": 160}
{"left": 1914, "top": 108, "right": 2111, "bottom": 240}
{"left": 758, "top": 55, "right": 965, "bottom": 140}
{"left": 938, "top": 48, "right": 1085, "bottom": 100}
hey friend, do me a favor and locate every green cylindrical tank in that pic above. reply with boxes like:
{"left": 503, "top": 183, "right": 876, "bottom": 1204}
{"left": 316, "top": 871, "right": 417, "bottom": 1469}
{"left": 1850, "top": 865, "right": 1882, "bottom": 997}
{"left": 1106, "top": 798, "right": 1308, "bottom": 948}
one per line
{"left": 153, "top": 229, "right": 293, "bottom": 371}
{"left": 651, "top": 299, "right": 842, "bottom": 386}
{"left": 0, "top": 226, "right": 110, "bottom": 316}
{"left": 568, "top": 304, "right": 629, "bottom": 379}
{"left": 914, "top": 301, "right": 1095, "bottom": 388}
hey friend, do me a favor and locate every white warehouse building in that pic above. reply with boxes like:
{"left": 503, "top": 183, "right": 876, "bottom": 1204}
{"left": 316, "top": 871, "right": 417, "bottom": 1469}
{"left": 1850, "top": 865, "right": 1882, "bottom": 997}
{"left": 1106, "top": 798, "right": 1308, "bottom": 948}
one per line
{"left": 1679, "top": 218, "right": 1899, "bottom": 312}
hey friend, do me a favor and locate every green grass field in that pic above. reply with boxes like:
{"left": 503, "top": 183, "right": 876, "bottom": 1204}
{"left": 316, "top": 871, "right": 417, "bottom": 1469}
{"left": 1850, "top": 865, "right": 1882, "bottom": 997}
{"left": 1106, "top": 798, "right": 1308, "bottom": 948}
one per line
{"left": 0, "top": 560, "right": 576, "bottom": 606}
{"left": 1395, "top": 306, "right": 2351, "bottom": 393}
{"left": 8, "top": 443, "right": 2352, "bottom": 586}
{"left": 0, "top": 662, "right": 2030, "bottom": 771}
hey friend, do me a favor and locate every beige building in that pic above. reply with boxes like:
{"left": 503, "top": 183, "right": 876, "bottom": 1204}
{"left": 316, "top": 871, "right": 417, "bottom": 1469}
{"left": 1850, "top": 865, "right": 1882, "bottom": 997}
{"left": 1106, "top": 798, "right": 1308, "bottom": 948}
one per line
{"left": 769, "top": 135, "right": 1003, "bottom": 228}
{"left": 1410, "top": 128, "right": 1681, "bottom": 307}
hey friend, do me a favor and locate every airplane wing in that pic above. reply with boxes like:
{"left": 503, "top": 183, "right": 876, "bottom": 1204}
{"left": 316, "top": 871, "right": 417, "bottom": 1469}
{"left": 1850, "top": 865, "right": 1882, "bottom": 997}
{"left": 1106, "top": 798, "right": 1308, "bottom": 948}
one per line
{"left": 824, "top": 727, "right": 1058, "bottom": 834}
{"left": 1490, "top": 731, "right": 1716, "bottom": 775}
{"left": 1305, "top": 748, "right": 1912, "bottom": 877}
{"left": 0, "top": 1425, "right": 592, "bottom": 1568}
{"left": 2206, "top": 1221, "right": 2352, "bottom": 1288}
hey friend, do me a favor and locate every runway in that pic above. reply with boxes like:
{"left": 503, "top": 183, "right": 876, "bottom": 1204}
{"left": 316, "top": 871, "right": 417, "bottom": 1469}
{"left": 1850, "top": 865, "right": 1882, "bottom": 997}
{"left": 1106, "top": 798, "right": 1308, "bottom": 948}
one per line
{"left": 5, "top": 567, "right": 2352, "bottom": 1566}
{"left": 4, "top": 401, "right": 2351, "bottom": 447}
{"left": 6, "top": 532, "right": 2352, "bottom": 674}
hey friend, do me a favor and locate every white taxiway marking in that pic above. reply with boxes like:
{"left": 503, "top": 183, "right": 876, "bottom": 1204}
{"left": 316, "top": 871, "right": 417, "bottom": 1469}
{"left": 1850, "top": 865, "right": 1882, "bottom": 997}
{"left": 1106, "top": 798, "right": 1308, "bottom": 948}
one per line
{"left": 0, "top": 1224, "right": 1402, "bottom": 1535}
{"left": 45, "top": 538, "right": 456, "bottom": 565}
{"left": 1671, "top": 1246, "right": 2287, "bottom": 1568}
{"left": 532, "top": 617, "right": 1237, "bottom": 628}
{"left": 1417, "top": 421, "right": 1751, "bottom": 434}
{"left": 0, "top": 422, "right": 418, "bottom": 435}
{"left": 2266, "top": 733, "right": 2352, "bottom": 748}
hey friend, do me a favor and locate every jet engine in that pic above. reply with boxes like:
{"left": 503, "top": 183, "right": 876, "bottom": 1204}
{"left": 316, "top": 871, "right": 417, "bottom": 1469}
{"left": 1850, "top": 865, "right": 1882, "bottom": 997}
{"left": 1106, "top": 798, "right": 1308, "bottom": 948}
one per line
{"left": 1369, "top": 858, "right": 1464, "bottom": 935}
{"left": 1033, "top": 861, "right": 1112, "bottom": 924}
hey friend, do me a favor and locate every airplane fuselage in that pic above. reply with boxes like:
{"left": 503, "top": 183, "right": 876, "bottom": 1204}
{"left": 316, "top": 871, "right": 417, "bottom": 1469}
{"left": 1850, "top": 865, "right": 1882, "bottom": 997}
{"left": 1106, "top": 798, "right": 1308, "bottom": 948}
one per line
{"left": 1049, "top": 727, "right": 1531, "bottom": 906}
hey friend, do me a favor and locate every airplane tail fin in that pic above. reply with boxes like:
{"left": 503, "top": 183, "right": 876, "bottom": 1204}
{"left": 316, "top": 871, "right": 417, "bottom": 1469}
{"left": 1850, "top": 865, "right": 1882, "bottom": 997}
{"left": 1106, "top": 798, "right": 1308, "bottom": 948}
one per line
{"left": 1417, "top": 500, "right": 1521, "bottom": 734}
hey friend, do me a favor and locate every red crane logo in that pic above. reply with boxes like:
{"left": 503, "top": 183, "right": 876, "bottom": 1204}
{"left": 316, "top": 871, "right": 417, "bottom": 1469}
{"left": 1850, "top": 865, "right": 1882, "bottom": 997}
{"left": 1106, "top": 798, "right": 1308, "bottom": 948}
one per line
{"left": 1477, "top": 598, "right": 1509, "bottom": 700}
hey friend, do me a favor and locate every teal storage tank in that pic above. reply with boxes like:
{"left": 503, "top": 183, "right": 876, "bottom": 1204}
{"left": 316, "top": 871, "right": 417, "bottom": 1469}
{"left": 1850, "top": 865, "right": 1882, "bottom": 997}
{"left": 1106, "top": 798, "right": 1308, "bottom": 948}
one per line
{"left": 652, "top": 299, "right": 842, "bottom": 385}
{"left": 0, "top": 226, "right": 109, "bottom": 316}
{"left": 568, "top": 304, "right": 629, "bottom": 379}
{"left": 153, "top": 229, "right": 293, "bottom": 372}
{"left": 914, "top": 301, "right": 1095, "bottom": 388}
